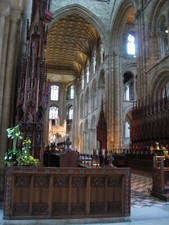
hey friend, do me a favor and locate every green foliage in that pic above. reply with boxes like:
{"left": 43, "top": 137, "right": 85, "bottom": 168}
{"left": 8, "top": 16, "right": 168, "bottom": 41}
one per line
{"left": 17, "top": 139, "right": 39, "bottom": 167}
{"left": 4, "top": 125, "right": 39, "bottom": 168}
{"left": 4, "top": 148, "right": 20, "bottom": 164}
{"left": 6, "top": 124, "right": 23, "bottom": 153}
{"left": 4, "top": 125, "right": 23, "bottom": 165}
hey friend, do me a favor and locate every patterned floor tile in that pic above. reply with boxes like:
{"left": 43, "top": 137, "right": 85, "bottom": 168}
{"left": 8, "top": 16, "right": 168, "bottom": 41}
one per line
{"left": 131, "top": 173, "right": 168, "bottom": 207}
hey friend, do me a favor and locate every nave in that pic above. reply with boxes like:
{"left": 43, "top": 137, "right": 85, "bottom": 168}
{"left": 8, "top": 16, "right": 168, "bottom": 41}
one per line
{"left": 1, "top": 170, "right": 169, "bottom": 225}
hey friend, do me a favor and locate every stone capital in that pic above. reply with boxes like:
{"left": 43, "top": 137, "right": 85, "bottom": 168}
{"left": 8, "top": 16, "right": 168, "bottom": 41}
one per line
{"left": 0, "top": 2, "right": 11, "bottom": 17}
{"left": 10, "top": 8, "right": 22, "bottom": 23}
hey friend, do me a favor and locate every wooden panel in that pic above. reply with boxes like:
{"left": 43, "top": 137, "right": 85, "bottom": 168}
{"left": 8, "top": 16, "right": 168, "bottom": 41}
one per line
{"left": 4, "top": 167, "right": 130, "bottom": 219}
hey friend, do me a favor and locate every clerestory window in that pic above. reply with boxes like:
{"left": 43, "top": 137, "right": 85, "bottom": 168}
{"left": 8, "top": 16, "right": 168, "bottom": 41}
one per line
{"left": 67, "top": 85, "right": 74, "bottom": 100}
{"left": 127, "top": 34, "right": 135, "bottom": 55}
{"left": 68, "top": 106, "right": 73, "bottom": 120}
{"left": 50, "top": 85, "right": 59, "bottom": 101}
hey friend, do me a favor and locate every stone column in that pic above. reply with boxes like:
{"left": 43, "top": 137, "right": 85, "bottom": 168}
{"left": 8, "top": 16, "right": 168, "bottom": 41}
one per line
{"left": 82, "top": 131, "right": 87, "bottom": 154}
{"left": 0, "top": 9, "right": 21, "bottom": 165}
{"left": 71, "top": 79, "right": 79, "bottom": 149}
{"left": 20, "top": 0, "right": 32, "bottom": 56}
{"left": 0, "top": 15, "right": 5, "bottom": 68}
{"left": 105, "top": 54, "right": 114, "bottom": 150}
{"left": 0, "top": 2, "right": 10, "bottom": 134}
{"left": 134, "top": 76, "right": 137, "bottom": 101}
{"left": 113, "top": 53, "right": 121, "bottom": 150}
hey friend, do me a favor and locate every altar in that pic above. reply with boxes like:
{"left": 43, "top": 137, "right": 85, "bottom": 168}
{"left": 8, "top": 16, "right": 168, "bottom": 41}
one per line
{"left": 4, "top": 166, "right": 130, "bottom": 220}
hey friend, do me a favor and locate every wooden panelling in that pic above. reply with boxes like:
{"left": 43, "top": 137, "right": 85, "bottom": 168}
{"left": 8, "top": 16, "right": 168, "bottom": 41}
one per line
{"left": 4, "top": 167, "right": 130, "bottom": 219}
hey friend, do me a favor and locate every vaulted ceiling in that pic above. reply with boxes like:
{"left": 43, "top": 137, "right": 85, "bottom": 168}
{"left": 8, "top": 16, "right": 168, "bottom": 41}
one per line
{"left": 45, "top": 13, "right": 99, "bottom": 82}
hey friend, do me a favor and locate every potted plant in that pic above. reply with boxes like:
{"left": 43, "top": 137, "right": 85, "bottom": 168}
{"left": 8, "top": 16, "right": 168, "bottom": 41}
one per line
{"left": 17, "top": 139, "right": 39, "bottom": 167}
{"left": 4, "top": 125, "right": 23, "bottom": 166}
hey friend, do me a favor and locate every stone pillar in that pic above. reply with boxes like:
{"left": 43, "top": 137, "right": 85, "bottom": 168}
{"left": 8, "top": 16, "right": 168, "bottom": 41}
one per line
{"left": 20, "top": 0, "right": 32, "bottom": 56}
{"left": 105, "top": 54, "right": 114, "bottom": 150}
{"left": 82, "top": 131, "right": 86, "bottom": 154}
{"left": 0, "top": 14, "right": 5, "bottom": 68}
{"left": 113, "top": 53, "right": 121, "bottom": 150}
{"left": 134, "top": 76, "right": 137, "bottom": 101}
{"left": 0, "top": 9, "right": 21, "bottom": 165}
{"left": 71, "top": 79, "right": 79, "bottom": 149}
{"left": 0, "top": 5, "right": 10, "bottom": 131}
{"left": 88, "top": 128, "right": 92, "bottom": 153}
{"left": 90, "top": 128, "right": 96, "bottom": 151}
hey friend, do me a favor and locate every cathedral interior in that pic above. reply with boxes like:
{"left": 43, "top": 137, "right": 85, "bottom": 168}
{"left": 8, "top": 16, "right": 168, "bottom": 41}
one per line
{"left": 0, "top": 0, "right": 169, "bottom": 224}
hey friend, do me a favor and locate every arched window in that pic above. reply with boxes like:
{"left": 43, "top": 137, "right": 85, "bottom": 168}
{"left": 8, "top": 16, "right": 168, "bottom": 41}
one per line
{"left": 81, "top": 70, "right": 84, "bottom": 89}
{"left": 159, "top": 16, "right": 168, "bottom": 57}
{"left": 125, "top": 121, "right": 130, "bottom": 138}
{"left": 67, "top": 85, "right": 74, "bottom": 100}
{"left": 49, "top": 106, "right": 59, "bottom": 119}
{"left": 50, "top": 85, "right": 59, "bottom": 101}
{"left": 123, "top": 72, "right": 134, "bottom": 101}
{"left": 49, "top": 106, "right": 59, "bottom": 126}
{"left": 125, "top": 84, "right": 130, "bottom": 101}
{"left": 100, "top": 43, "right": 104, "bottom": 64}
{"left": 127, "top": 34, "right": 135, "bottom": 55}
{"left": 68, "top": 106, "right": 73, "bottom": 120}
{"left": 93, "top": 50, "right": 96, "bottom": 74}
{"left": 86, "top": 61, "right": 89, "bottom": 83}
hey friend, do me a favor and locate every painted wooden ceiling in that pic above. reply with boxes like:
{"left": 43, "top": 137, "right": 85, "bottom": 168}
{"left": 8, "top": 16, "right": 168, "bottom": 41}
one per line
{"left": 45, "top": 13, "right": 99, "bottom": 82}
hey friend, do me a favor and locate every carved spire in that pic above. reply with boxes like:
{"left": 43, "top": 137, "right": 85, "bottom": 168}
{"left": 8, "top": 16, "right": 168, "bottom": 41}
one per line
{"left": 16, "top": 0, "right": 51, "bottom": 158}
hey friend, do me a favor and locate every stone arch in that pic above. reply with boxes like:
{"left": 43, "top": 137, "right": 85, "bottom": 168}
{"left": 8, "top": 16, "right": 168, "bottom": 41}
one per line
{"left": 148, "top": 0, "right": 168, "bottom": 32}
{"left": 109, "top": 0, "right": 134, "bottom": 52}
{"left": 151, "top": 69, "right": 169, "bottom": 101}
{"left": 49, "top": 4, "right": 108, "bottom": 51}
{"left": 65, "top": 103, "right": 73, "bottom": 120}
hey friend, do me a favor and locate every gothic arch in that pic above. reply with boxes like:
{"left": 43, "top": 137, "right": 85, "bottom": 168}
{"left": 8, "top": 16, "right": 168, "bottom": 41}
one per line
{"left": 49, "top": 4, "right": 108, "bottom": 51}
{"left": 151, "top": 69, "right": 169, "bottom": 101}
{"left": 109, "top": 0, "right": 134, "bottom": 52}
{"left": 148, "top": 0, "right": 169, "bottom": 32}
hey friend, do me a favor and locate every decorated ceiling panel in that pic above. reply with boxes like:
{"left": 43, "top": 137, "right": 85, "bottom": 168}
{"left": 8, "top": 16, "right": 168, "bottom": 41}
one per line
{"left": 45, "top": 13, "right": 99, "bottom": 79}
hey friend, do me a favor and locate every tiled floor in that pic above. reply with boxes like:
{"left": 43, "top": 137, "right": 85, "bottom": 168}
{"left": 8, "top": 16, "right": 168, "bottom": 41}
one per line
{"left": 1, "top": 171, "right": 169, "bottom": 225}
{"left": 131, "top": 173, "right": 169, "bottom": 208}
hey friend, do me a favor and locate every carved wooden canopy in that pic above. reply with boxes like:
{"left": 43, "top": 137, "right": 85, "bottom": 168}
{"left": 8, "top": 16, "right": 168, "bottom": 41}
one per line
{"left": 45, "top": 13, "right": 99, "bottom": 78}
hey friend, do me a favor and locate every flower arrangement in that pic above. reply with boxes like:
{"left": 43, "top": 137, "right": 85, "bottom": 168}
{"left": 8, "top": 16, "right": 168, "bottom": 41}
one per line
{"left": 17, "top": 139, "right": 39, "bottom": 167}
{"left": 4, "top": 125, "right": 39, "bottom": 167}
{"left": 4, "top": 125, "right": 23, "bottom": 165}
